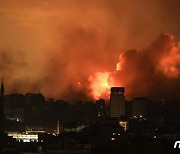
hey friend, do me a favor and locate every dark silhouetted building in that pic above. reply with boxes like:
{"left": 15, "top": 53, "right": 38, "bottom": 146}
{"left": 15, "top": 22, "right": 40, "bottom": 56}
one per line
{"left": 0, "top": 79, "right": 4, "bottom": 133}
{"left": 132, "top": 97, "right": 148, "bottom": 117}
{"left": 125, "top": 101, "right": 132, "bottom": 117}
{"left": 96, "top": 99, "right": 106, "bottom": 119}
{"left": 110, "top": 87, "right": 125, "bottom": 118}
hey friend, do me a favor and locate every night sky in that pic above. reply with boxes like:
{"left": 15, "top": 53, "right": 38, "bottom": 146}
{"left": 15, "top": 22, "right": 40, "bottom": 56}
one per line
{"left": 0, "top": 0, "right": 179, "bottom": 101}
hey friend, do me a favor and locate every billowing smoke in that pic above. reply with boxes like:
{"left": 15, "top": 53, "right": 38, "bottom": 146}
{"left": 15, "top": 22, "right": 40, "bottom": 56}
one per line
{"left": 42, "top": 33, "right": 180, "bottom": 101}
{"left": 114, "top": 33, "right": 180, "bottom": 100}
{"left": 0, "top": 49, "right": 28, "bottom": 91}
{"left": 89, "top": 33, "right": 180, "bottom": 101}
{"left": 0, "top": 48, "right": 44, "bottom": 93}
{"left": 0, "top": 0, "right": 180, "bottom": 102}
{"left": 42, "top": 27, "right": 116, "bottom": 101}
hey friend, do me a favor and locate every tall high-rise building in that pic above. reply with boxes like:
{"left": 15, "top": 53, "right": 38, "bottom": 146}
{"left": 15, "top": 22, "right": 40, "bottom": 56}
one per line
{"left": 0, "top": 79, "right": 4, "bottom": 133}
{"left": 110, "top": 87, "right": 125, "bottom": 118}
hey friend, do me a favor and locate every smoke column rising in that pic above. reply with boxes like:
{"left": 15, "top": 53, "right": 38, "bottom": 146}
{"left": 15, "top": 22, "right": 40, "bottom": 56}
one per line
{"left": 111, "top": 33, "right": 180, "bottom": 101}
{"left": 0, "top": 0, "right": 180, "bottom": 101}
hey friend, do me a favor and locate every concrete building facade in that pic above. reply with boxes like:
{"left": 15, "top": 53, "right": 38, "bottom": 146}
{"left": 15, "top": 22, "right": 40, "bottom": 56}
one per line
{"left": 110, "top": 87, "right": 125, "bottom": 118}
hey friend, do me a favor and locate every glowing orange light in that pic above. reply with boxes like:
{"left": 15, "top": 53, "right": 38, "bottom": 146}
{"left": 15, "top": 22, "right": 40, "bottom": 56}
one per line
{"left": 116, "top": 63, "right": 121, "bottom": 71}
{"left": 88, "top": 72, "right": 113, "bottom": 100}
{"left": 116, "top": 54, "right": 123, "bottom": 71}
{"left": 159, "top": 45, "right": 180, "bottom": 78}
{"left": 75, "top": 81, "right": 82, "bottom": 89}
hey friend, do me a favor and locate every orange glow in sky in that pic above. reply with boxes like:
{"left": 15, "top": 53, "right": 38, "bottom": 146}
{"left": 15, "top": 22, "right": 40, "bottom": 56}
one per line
{"left": 88, "top": 72, "right": 113, "bottom": 100}
{"left": 0, "top": 0, "right": 180, "bottom": 101}
{"left": 159, "top": 44, "right": 180, "bottom": 78}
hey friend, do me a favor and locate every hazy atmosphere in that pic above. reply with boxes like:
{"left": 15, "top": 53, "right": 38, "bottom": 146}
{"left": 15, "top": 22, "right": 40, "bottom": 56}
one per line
{"left": 0, "top": 0, "right": 180, "bottom": 101}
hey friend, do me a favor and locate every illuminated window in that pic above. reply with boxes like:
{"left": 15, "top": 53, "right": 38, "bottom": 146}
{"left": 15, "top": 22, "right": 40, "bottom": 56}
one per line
{"left": 111, "top": 138, "right": 115, "bottom": 141}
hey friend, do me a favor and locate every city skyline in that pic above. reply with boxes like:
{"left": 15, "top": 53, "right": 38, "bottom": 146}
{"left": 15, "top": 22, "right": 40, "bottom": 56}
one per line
{"left": 1, "top": 77, "right": 180, "bottom": 153}
{"left": 0, "top": 1, "right": 180, "bottom": 153}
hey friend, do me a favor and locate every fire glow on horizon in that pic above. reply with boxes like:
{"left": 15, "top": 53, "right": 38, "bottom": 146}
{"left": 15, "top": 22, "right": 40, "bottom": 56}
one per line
{"left": 88, "top": 33, "right": 180, "bottom": 100}
{"left": 0, "top": 0, "right": 180, "bottom": 101}
{"left": 88, "top": 72, "right": 113, "bottom": 100}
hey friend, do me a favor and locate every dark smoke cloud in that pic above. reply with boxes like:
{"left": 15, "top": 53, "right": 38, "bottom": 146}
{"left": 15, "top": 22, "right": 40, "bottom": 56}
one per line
{"left": 0, "top": 48, "right": 26, "bottom": 92}
{"left": 42, "top": 33, "right": 180, "bottom": 102}
{"left": 112, "top": 33, "right": 180, "bottom": 100}
{"left": 0, "top": 48, "right": 42, "bottom": 94}
{"left": 42, "top": 26, "right": 116, "bottom": 101}
{"left": 0, "top": 0, "right": 180, "bottom": 102}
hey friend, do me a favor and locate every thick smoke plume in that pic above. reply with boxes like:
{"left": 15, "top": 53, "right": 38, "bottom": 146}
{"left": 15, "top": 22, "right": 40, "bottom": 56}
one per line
{"left": 0, "top": 0, "right": 180, "bottom": 102}
{"left": 43, "top": 33, "right": 180, "bottom": 101}
{"left": 0, "top": 48, "right": 44, "bottom": 93}
{"left": 112, "top": 33, "right": 180, "bottom": 100}
{"left": 89, "top": 33, "right": 180, "bottom": 101}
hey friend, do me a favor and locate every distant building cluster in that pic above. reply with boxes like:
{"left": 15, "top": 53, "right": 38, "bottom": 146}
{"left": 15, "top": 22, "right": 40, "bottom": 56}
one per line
{"left": 0, "top": 84, "right": 180, "bottom": 153}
